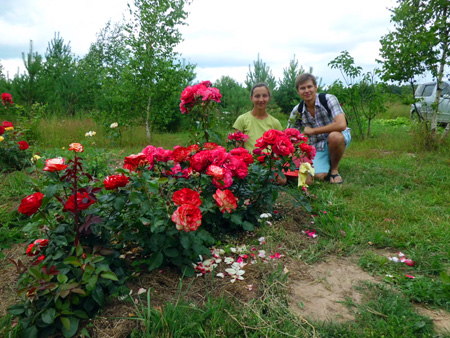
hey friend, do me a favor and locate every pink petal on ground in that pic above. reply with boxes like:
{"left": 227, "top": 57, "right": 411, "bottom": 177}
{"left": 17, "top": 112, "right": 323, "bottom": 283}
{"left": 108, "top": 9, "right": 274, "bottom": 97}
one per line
{"left": 405, "top": 274, "right": 415, "bottom": 279}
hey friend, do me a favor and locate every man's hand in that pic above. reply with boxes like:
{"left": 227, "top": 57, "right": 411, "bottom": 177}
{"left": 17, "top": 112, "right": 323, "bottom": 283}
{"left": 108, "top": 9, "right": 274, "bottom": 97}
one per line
{"left": 303, "top": 126, "right": 314, "bottom": 135}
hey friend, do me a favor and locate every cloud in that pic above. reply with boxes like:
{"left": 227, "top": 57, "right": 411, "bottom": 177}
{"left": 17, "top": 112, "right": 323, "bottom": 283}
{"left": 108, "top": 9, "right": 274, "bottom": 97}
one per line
{"left": 1, "top": 0, "right": 398, "bottom": 86}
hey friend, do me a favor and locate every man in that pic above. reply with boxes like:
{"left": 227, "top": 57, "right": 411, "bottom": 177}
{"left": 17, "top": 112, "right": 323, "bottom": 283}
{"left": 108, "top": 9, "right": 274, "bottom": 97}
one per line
{"left": 287, "top": 73, "right": 351, "bottom": 184}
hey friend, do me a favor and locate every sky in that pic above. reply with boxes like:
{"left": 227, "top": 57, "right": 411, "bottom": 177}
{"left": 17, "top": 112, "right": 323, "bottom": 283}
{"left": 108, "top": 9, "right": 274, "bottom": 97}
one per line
{"left": 0, "top": 0, "right": 398, "bottom": 86}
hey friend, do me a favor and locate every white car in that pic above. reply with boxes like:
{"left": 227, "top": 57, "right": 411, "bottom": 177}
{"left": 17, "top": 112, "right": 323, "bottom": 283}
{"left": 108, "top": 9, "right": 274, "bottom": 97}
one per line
{"left": 411, "top": 81, "right": 450, "bottom": 124}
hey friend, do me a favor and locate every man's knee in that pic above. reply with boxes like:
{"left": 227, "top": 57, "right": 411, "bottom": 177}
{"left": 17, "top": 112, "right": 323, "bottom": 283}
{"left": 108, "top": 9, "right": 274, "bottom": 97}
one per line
{"left": 328, "top": 131, "right": 345, "bottom": 146}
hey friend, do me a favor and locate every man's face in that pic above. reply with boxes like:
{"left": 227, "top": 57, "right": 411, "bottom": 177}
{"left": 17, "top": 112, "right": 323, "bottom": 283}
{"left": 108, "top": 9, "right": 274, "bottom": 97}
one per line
{"left": 297, "top": 79, "right": 318, "bottom": 102}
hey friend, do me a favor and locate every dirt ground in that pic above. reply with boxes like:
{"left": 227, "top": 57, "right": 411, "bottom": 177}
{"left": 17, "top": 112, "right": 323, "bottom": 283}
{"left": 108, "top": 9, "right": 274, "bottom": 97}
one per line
{"left": 1, "top": 219, "right": 450, "bottom": 337}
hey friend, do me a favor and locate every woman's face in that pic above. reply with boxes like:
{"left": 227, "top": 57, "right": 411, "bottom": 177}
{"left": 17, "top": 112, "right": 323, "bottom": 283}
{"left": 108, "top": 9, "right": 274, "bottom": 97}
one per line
{"left": 251, "top": 86, "right": 270, "bottom": 109}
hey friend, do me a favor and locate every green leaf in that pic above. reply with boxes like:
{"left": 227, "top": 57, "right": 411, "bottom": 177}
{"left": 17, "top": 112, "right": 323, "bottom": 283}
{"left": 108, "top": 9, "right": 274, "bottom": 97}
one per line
{"left": 58, "top": 273, "right": 69, "bottom": 284}
{"left": 148, "top": 252, "right": 164, "bottom": 271}
{"left": 8, "top": 304, "right": 25, "bottom": 315}
{"left": 113, "top": 196, "right": 127, "bottom": 211}
{"left": 64, "top": 256, "right": 82, "bottom": 267}
{"left": 61, "top": 316, "right": 79, "bottom": 338}
{"left": 45, "top": 184, "right": 59, "bottom": 197}
{"left": 180, "top": 234, "right": 192, "bottom": 250}
{"left": 74, "top": 310, "right": 89, "bottom": 319}
{"left": 181, "top": 265, "right": 194, "bottom": 277}
{"left": 163, "top": 247, "right": 179, "bottom": 258}
{"left": 242, "top": 221, "right": 255, "bottom": 231}
{"left": 100, "top": 271, "right": 119, "bottom": 281}
{"left": 76, "top": 244, "right": 83, "bottom": 257}
{"left": 60, "top": 316, "right": 71, "bottom": 330}
{"left": 86, "top": 275, "right": 98, "bottom": 291}
{"left": 41, "top": 308, "right": 56, "bottom": 324}
{"left": 23, "top": 326, "right": 38, "bottom": 338}
{"left": 92, "top": 287, "right": 105, "bottom": 306}
{"left": 230, "top": 213, "right": 243, "bottom": 225}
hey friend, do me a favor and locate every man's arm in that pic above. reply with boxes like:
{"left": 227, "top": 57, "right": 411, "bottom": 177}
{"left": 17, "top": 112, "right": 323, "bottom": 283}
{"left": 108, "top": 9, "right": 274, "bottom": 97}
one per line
{"left": 303, "top": 113, "right": 347, "bottom": 136}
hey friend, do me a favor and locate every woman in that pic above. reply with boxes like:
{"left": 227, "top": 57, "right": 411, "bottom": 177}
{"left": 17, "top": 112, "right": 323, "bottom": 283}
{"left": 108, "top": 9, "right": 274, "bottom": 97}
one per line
{"left": 232, "top": 83, "right": 282, "bottom": 152}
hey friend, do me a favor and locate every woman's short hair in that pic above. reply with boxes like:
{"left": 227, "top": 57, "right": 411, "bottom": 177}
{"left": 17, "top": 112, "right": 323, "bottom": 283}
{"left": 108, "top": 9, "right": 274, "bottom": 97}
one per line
{"left": 295, "top": 73, "right": 317, "bottom": 90}
{"left": 251, "top": 83, "right": 271, "bottom": 97}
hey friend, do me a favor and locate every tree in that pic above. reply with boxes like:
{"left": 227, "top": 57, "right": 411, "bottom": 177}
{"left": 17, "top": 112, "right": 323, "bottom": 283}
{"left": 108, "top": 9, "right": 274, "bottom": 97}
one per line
{"left": 274, "top": 56, "right": 307, "bottom": 114}
{"left": 40, "top": 32, "right": 79, "bottom": 115}
{"left": 378, "top": 0, "right": 450, "bottom": 140}
{"left": 329, "top": 51, "right": 386, "bottom": 139}
{"left": 125, "top": 0, "right": 193, "bottom": 140}
{"left": 20, "top": 40, "right": 43, "bottom": 105}
{"left": 214, "top": 76, "right": 250, "bottom": 124}
{"left": 77, "top": 21, "right": 132, "bottom": 115}
{"left": 245, "top": 54, "right": 277, "bottom": 91}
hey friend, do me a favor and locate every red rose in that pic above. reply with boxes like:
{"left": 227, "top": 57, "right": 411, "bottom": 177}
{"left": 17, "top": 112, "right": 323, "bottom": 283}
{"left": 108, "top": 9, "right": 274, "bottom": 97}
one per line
{"left": 123, "top": 153, "right": 148, "bottom": 171}
{"left": 187, "top": 144, "right": 200, "bottom": 154}
{"left": 68, "top": 143, "right": 84, "bottom": 153}
{"left": 203, "top": 142, "right": 219, "bottom": 150}
{"left": 189, "top": 150, "right": 211, "bottom": 173}
{"left": 262, "top": 129, "right": 283, "bottom": 145}
{"left": 272, "top": 136, "right": 295, "bottom": 157}
{"left": 43, "top": 158, "right": 68, "bottom": 172}
{"left": 18, "top": 140, "right": 29, "bottom": 150}
{"left": 1, "top": 93, "right": 13, "bottom": 105}
{"left": 103, "top": 174, "right": 129, "bottom": 190}
{"left": 228, "top": 131, "right": 249, "bottom": 142}
{"left": 230, "top": 147, "right": 254, "bottom": 165}
{"left": 26, "top": 238, "right": 49, "bottom": 256}
{"left": 299, "top": 143, "right": 316, "bottom": 160}
{"left": 209, "top": 146, "right": 228, "bottom": 166}
{"left": 213, "top": 189, "right": 238, "bottom": 213}
{"left": 18, "top": 192, "right": 44, "bottom": 216}
{"left": 0, "top": 126, "right": 4, "bottom": 136}
{"left": 171, "top": 204, "right": 202, "bottom": 232}
{"left": 64, "top": 192, "right": 96, "bottom": 212}
{"left": 172, "top": 146, "right": 191, "bottom": 163}
{"left": 172, "top": 188, "right": 201, "bottom": 207}
{"left": 153, "top": 148, "right": 173, "bottom": 162}
{"left": 224, "top": 156, "right": 248, "bottom": 179}
{"left": 2, "top": 121, "right": 14, "bottom": 130}
{"left": 284, "top": 128, "right": 306, "bottom": 144}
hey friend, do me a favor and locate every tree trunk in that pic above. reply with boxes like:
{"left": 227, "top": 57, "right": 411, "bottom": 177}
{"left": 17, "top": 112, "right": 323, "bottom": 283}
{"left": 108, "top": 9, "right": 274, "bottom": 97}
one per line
{"left": 146, "top": 95, "right": 152, "bottom": 141}
{"left": 441, "top": 123, "right": 450, "bottom": 141}
{"left": 431, "top": 5, "right": 449, "bottom": 134}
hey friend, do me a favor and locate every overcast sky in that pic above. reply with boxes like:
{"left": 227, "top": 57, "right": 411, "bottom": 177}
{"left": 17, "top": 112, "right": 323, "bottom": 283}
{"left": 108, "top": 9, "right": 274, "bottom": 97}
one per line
{"left": 1, "top": 0, "right": 398, "bottom": 86}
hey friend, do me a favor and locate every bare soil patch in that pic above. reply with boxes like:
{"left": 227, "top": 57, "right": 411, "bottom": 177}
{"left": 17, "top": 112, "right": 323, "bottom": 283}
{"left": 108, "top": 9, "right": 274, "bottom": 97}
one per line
{"left": 286, "top": 255, "right": 379, "bottom": 322}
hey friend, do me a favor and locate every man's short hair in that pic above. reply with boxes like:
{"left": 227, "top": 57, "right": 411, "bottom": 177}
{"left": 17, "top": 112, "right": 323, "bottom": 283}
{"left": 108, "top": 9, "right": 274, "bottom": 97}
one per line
{"left": 295, "top": 73, "right": 317, "bottom": 90}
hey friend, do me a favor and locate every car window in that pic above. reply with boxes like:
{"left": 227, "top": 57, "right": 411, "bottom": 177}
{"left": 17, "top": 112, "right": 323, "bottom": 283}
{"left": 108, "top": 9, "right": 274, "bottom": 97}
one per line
{"left": 422, "top": 84, "right": 435, "bottom": 97}
{"left": 441, "top": 83, "right": 450, "bottom": 96}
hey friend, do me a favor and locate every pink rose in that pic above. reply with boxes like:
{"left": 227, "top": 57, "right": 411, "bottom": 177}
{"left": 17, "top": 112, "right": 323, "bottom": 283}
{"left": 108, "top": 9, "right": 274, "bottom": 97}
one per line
{"left": 213, "top": 189, "right": 238, "bottom": 213}
{"left": 43, "top": 158, "right": 68, "bottom": 172}
{"left": 171, "top": 204, "right": 202, "bottom": 232}
{"left": 68, "top": 143, "right": 84, "bottom": 153}
{"left": 206, "top": 165, "right": 225, "bottom": 181}
{"left": 190, "top": 150, "right": 211, "bottom": 173}
{"left": 272, "top": 136, "right": 295, "bottom": 157}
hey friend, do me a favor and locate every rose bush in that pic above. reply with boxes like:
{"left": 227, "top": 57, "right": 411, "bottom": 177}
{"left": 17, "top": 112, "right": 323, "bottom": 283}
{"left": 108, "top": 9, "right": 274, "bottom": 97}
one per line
{"left": 0, "top": 110, "right": 32, "bottom": 171}
{"left": 9, "top": 83, "right": 315, "bottom": 337}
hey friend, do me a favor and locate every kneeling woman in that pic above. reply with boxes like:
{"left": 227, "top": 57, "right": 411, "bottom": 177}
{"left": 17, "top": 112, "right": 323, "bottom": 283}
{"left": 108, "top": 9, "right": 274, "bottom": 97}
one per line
{"left": 232, "top": 83, "right": 282, "bottom": 152}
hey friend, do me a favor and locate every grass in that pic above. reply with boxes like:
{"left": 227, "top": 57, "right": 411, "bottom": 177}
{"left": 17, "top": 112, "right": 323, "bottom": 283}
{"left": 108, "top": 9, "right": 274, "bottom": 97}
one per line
{"left": 2, "top": 105, "right": 450, "bottom": 337}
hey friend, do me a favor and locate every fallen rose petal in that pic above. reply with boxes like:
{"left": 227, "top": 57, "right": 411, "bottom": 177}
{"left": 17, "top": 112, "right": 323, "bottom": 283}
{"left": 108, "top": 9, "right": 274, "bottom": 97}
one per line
{"left": 216, "top": 273, "right": 225, "bottom": 278}
{"left": 137, "top": 288, "right": 146, "bottom": 295}
{"left": 404, "top": 259, "right": 415, "bottom": 266}
{"left": 405, "top": 274, "right": 415, "bottom": 279}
